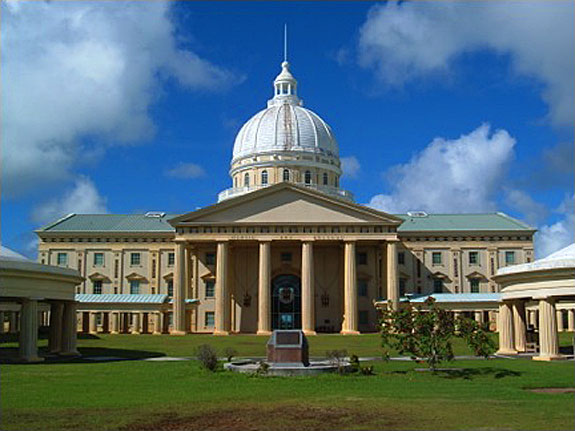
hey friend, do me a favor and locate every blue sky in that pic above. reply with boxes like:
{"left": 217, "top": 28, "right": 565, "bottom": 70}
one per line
{"left": 2, "top": 1, "right": 573, "bottom": 258}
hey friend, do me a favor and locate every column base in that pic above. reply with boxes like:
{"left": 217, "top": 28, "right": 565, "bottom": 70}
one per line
{"left": 131, "top": 331, "right": 141, "bottom": 335}
{"left": 170, "top": 330, "right": 187, "bottom": 336}
{"left": 152, "top": 331, "right": 163, "bottom": 335}
{"left": 340, "top": 330, "right": 360, "bottom": 335}
{"left": 533, "top": 354, "right": 564, "bottom": 361}
{"left": 303, "top": 330, "right": 317, "bottom": 336}
{"left": 213, "top": 330, "right": 229, "bottom": 336}
{"left": 19, "top": 356, "right": 44, "bottom": 363}
{"left": 256, "top": 330, "right": 272, "bottom": 336}
{"left": 110, "top": 330, "right": 119, "bottom": 335}
{"left": 496, "top": 348, "right": 518, "bottom": 355}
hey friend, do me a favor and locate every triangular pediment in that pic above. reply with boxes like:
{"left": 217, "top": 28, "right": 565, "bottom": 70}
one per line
{"left": 170, "top": 183, "right": 402, "bottom": 226}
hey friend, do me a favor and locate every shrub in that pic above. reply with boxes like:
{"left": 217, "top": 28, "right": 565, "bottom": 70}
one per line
{"left": 196, "top": 344, "right": 218, "bottom": 372}
{"left": 360, "top": 365, "right": 374, "bottom": 375}
{"left": 349, "top": 354, "right": 360, "bottom": 373}
{"left": 223, "top": 347, "right": 238, "bottom": 362}
{"left": 256, "top": 361, "right": 270, "bottom": 375}
{"left": 326, "top": 349, "right": 348, "bottom": 374}
{"left": 380, "top": 297, "right": 495, "bottom": 371}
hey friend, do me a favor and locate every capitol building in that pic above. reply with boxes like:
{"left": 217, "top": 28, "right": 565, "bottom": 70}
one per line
{"left": 36, "top": 60, "right": 537, "bottom": 336}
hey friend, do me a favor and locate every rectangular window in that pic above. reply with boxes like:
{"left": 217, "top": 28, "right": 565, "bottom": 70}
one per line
{"left": 130, "top": 252, "right": 141, "bottom": 266}
{"left": 505, "top": 251, "right": 515, "bottom": 265}
{"left": 469, "top": 251, "right": 479, "bottom": 265}
{"left": 93, "top": 253, "right": 104, "bottom": 266}
{"left": 205, "top": 252, "right": 216, "bottom": 266}
{"left": 93, "top": 280, "right": 102, "bottom": 295}
{"left": 357, "top": 252, "right": 368, "bottom": 265}
{"left": 130, "top": 280, "right": 140, "bottom": 295}
{"left": 280, "top": 252, "right": 292, "bottom": 263}
{"left": 358, "top": 279, "right": 368, "bottom": 297}
{"left": 398, "top": 252, "right": 405, "bottom": 265}
{"left": 358, "top": 310, "right": 369, "bottom": 325}
{"left": 167, "top": 280, "right": 174, "bottom": 297}
{"left": 205, "top": 280, "right": 215, "bottom": 298}
{"left": 432, "top": 252, "right": 442, "bottom": 265}
{"left": 205, "top": 311, "right": 215, "bottom": 327}
{"left": 168, "top": 252, "right": 175, "bottom": 266}
{"left": 433, "top": 279, "right": 443, "bottom": 293}
{"left": 399, "top": 278, "right": 407, "bottom": 296}
{"left": 114, "top": 259, "right": 119, "bottom": 278}
{"left": 57, "top": 252, "right": 68, "bottom": 266}
{"left": 470, "top": 279, "right": 480, "bottom": 293}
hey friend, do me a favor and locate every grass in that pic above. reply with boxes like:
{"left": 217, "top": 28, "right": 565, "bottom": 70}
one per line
{"left": 1, "top": 333, "right": 574, "bottom": 430}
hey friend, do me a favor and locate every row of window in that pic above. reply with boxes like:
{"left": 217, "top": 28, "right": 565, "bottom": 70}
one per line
{"left": 238, "top": 170, "right": 339, "bottom": 188}
{"left": 91, "top": 280, "right": 174, "bottom": 296}
{"left": 56, "top": 252, "right": 176, "bottom": 267}
{"left": 431, "top": 251, "right": 515, "bottom": 266}
{"left": 431, "top": 278, "right": 481, "bottom": 294}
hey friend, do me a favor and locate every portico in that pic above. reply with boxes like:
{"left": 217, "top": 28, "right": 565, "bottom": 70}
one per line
{"left": 494, "top": 243, "right": 575, "bottom": 360}
{"left": 169, "top": 183, "right": 402, "bottom": 335}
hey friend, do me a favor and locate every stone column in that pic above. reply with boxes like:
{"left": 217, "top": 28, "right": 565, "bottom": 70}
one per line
{"left": 568, "top": 309, "right": 575, "bottom": 332}
{"left": 89, "top": 312, "right": 98, "bottom": 334}
{"left": 19, "top": 299, "right": 42, "bottom": 362}
{"left": 341, "top": 241, "right": 359, "bottom": 335}
{"left": 512, "top": 301, "right": 527, "bottom": 353}
{"left": 9, "top": 311, "right": 18, "bottom": 333}
{"left": 379, "top": 244, "right": 387, "bottom": 299}
{"left": 556, "top": 310, "right": 564, "bottom": 332}
{"left": 257, "top": 241, "right": 272, "bottom": 335}
{"left": 153, "top": 312, "right": 162, "bottom": 335}
{"left": 60, "top": 302, "right": 79, "bottom": 356}
{"left": 474, "top": 311, "right": 484, "bottom": 324}
{"left": 172, "top": 242, "right": 187, "bottom": 335}
{"left": 131, "top": 313, "right": 141, "bottom": 335}
{"left": 214, "top": 241, "right": 230, "bottom": 335}
{"left": 301, "top": 241, "right": 316, "bottom": 335}
{"left": 534, "top": 298, "right": 562, "bottom": 361}
{"left": 48, "top": 302, "right": 64, "bottom": 354}
{"left": 387, "top": 241, "right": 399, "bottom": 309}
{"left": 496, "top": 302, "right": 516, "bottom": 355}
{"left": 110, "top": 312, "right": 119, "bottom": 334}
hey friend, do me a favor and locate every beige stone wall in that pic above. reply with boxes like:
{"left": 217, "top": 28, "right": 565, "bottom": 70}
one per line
{"left": 397, "top": 235, "right": 534, "bottom": 296}
{"left": 37, "top": 230, "right": 534, "bottom": 333}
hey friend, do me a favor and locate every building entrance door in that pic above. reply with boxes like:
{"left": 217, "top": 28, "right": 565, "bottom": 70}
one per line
{"left": 271, "top": 274, "right": 301, "bottom": 330}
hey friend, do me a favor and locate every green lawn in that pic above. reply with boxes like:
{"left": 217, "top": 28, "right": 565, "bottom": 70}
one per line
{"left": 1, "top": 333, "right": 574, "bottom": 430}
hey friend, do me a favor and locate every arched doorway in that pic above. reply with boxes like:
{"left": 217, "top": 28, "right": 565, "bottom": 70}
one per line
{"left": 271, "top": 274, "right": 301, "bottom": 330}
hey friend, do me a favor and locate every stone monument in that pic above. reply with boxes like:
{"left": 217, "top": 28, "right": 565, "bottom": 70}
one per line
{"left": 266, "top": 330, "right": 309, "bottom": 366}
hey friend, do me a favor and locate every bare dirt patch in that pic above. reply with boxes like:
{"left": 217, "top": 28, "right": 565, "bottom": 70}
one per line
{"left": 528, "top": 387, "right": 575, "bottom": 394}
{"left": 122, "top": 404, "right": 398, "bottom": 431}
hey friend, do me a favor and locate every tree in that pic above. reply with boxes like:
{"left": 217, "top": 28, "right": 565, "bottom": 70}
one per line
{"left": 380, "top": 297, "right": 495, "bottom": 371}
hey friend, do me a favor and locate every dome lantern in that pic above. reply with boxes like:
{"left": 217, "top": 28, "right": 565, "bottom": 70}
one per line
{"left": 269, "top": 61, "right": 301, "bottom": 107}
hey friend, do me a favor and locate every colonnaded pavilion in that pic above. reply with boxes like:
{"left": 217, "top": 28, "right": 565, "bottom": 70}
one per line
{"left": 33, "top": 58, "right": 564, "bottom": 341}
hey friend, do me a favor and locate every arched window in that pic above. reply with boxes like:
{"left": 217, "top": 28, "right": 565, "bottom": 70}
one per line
{"left": 234, "top": 177, "right": 238, "bottom": 187}
{"left": 244, "top": 173, "right": 250, "bottom": 187}
{"left": 304, "top": 171, "right": 312, "bottom": 185}
{"left": 261, "top": 170, "right": 268, "bottom": 185}
{"left": 322, "top": 172, "right": 328, "bottom": 186}
{"left": 334, "top": 176, "right": 339, "bottom": 188}
{"left": 283, "top": 169, "right": 290, "bottom": 182}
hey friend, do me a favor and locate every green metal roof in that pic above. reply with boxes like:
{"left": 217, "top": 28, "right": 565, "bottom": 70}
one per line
{"left": 38, "top": 214, "right": 178, "bottom": 233}
{"left": 36, "top": 212, "right": 534, "bottom": 234}
{"left": 396, "top": 213, "right": 534, "bottom": 233}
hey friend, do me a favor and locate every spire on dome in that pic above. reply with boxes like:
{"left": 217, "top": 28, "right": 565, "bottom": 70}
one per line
{"left": 269, "top": 25, "right": 302, "bottom": 107}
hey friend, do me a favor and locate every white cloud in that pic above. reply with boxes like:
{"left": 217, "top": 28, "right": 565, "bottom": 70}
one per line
{"left": 368, "top": 124, "right": 515, "bottom": 213}
{"left": 2, "top": 1, "right": 237, "bottom": 198}
{"left": 166, "top": 162, "right": 206, "bottom": 179}
{"left": 341, "top": 156, "right": 361, "bottom": 178}
{"left": 32, "top": 176, "right": 108, "bottom": 225}
{"left": 504, "top": 189, "right": 548, "bottom": 226}
{"left": 536, "top": 195, "right": 574, "bottom": 258}
{"left": 358, "top": 2, "right": 574, "bottom": 126}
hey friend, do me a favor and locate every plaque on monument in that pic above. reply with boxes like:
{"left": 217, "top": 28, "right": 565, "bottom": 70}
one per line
{"left": 267, "top": 330, "right": 309, "bottom": 366}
